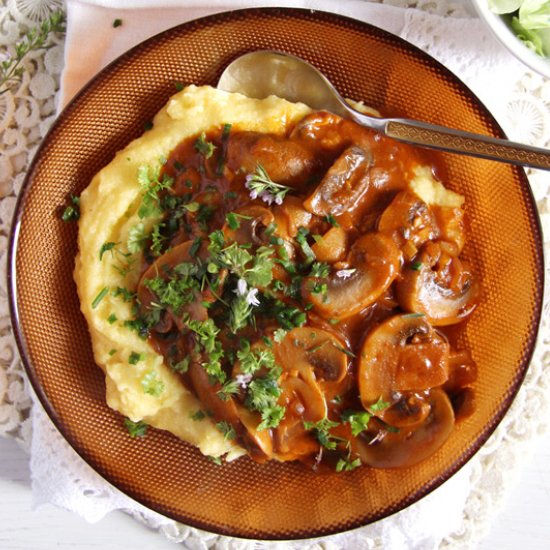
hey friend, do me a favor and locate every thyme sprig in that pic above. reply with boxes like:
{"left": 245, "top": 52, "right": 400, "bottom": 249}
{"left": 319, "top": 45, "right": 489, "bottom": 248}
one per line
{"left": 0, "top": 10, "right": 66, "bottom": 96}
{"left": 245, "top": 164, "right": 292, "bottom": 205}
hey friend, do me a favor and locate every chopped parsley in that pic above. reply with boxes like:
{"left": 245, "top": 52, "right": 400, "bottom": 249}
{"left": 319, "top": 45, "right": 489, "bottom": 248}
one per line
{"left": 128, "top": 351, "right": 143, "bottom": 365}
{"left": 141, "top": 371, "right": 165, "bottom": 397}
{"left": 216, "top": 420, "right": 236, "bottom": 441}
{"left": 61, "top": 194, "right": 80, "bottom": 222}
{"left": 99, "top": 241, "right": 116, "bottom": 261}
{"left": 303, "top": 418, "right": 341, "bottom": 451}
{"left": 137, "top": 162, "right": 174, "bottom": 219}
{"left": 124, "top": 418, "right": 147, "bottom": 438}
{"left": 194, "top": 132, "right": 216, "bottom": 159}
{"left": 191, "top": 410, "right": 206, "bottom": 421}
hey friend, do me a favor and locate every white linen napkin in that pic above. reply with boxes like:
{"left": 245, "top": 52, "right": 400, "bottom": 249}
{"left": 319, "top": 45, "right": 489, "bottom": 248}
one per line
{"left": 34, "top": 1, "right": 535, "bottom": 548}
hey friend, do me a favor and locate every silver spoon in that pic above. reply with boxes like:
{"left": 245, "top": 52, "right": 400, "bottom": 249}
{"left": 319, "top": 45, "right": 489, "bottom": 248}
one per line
{"left": 218, "top": 50, "right": 550, "bottom": 171}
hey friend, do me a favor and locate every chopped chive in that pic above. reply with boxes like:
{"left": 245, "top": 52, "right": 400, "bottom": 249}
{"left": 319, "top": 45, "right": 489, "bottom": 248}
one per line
{"left": 92, "top": 287, "right": 108, "bottom": 309}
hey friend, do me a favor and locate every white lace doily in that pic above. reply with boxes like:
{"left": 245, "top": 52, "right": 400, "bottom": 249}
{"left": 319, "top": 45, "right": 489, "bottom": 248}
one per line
{"left": 1, "top": 1, "right": 549, "bottom": 549}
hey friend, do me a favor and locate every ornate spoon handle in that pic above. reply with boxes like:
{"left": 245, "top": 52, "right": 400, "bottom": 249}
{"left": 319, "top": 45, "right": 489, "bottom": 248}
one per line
{"left": 382, "top": 118, "right": 550, "bottom": 170}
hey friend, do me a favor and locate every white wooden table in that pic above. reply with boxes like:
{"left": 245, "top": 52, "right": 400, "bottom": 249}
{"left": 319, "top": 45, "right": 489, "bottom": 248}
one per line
{"left": 1, "top": 431, "right": 549, "bottom": 549}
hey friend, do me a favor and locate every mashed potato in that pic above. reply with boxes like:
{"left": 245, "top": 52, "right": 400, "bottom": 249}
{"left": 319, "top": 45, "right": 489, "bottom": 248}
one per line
{"left": 75, "top": 85, "right": 464, "bottom": 462}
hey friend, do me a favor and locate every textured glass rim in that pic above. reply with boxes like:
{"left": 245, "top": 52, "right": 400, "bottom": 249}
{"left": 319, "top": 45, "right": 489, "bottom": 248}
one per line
{"left": 7, "top": 7, "right": 545, "bottom": 540}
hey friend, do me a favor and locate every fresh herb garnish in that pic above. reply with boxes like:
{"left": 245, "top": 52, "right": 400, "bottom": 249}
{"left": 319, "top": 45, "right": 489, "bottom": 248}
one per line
{"left": 323, "top": 214, "right": 340, "bottom": 227}
{"left": 127, "top": 223, "right": 148, "bottom": 253}
{"left": 99, "top": 241, "right": 116, "bottom": 261}
{"left": 245, "top": 164, "right": 292, "bottom": 205}
{"left": 194, "top": 132, "right": 216, "bottom": 159}
{"left": 336, "top": 454, "right": 361, "bottom": 472}
{"left": 128, "top": 351, "right": 143, "bottom": 365}
{"left": 61, "top": 194, "right": 80, "bottom": 222}
{"left": 191, "top": 410, "right": 206, "bottom": 421}
{"left": 137, "top": 162, "right": 174, "bottom": 219}
{"left": 124, "top": 418, "right": 148, "bottom": 438}
{"left": 92, "top": 287, "right": 109, "bottom": 309}
{"left": 295, "top": 227, "right": 316, "bottom": 264}
{"left": 216, "top": 421, "right": 236, "bottom": 441}
{"left": 141, "top": 371, "right": 165, "bottom": 396}
{"left": 303, "top": 418, "right": 341, "bottom": 450}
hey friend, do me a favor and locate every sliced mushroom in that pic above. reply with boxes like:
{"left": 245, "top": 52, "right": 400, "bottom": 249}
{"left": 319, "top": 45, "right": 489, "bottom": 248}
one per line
{"left": 272, "top": 196, "right": 313, "bottom": 239}
{"left": 187, "top": 361, "right": 273, "bottom": 463}
{"left": 377, "top": 190, "right": 438, "bottom": 254}
{"left": 357, "top": 313, "right": 450, "bottom": 430}
{"left": 444, "top": 349, "right": 478, "bottom": 391}
{"left": 358, "top": 314, "right": 450, "bottom": 406}
{"left": 222, "top": 204, "right": 275, "bottom": 245}
{"left": 275, "top": 327, "right": 349, "bottom": 388}
{"left": 310, "top": 225, "right": 348, "bottom": 263}
{"left": 272, "top": 417, "right": 320, "bottom": 461}
{"left": 303, "top": 232, "right": 401, "bottom": 320}
{"left": 396, "top": 241, "right": 479, "bottom": 326}
{"left": 303, "top": 145, "right": 373, "bottom": 216}
{"left": 350, "top": 388, "right": 455, "bottom": 468}
{"left": 272, "top": 328, "right": 350, "bottom": 459}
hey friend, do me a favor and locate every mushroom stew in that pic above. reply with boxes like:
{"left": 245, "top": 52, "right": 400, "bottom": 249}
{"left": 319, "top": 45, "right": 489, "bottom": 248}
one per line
{"left": 133, "top": 111, "right": 479, "bottom": 470}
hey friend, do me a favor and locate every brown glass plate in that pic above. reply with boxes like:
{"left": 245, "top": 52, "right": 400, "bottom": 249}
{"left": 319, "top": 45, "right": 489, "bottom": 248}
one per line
{"left": 8, "top": 7, "right": 544, "bottom": 540}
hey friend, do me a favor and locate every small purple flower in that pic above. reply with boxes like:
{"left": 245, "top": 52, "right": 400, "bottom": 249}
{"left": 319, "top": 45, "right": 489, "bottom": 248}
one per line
{"left": 235, "top": 278, "right": 248, "bottom": 296}
{"left": 235, "top": 373, "right": 253, "bottom": 389}
{"left": 234, "top": 279, "right": 260, "bottom": 307}
{"left": 336, "top": 268, "right": 356, "bottom": 279}
{"left": 259, "top": 191, "right": 274, "bottom": 205}
{"left": 246, "top": 288, "right": 260, "bottom": 307}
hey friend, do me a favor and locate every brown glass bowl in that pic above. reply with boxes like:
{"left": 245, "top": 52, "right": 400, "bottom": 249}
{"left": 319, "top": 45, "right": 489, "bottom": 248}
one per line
{"left": 8, "top": 7, "right": 544, "bottom": 540}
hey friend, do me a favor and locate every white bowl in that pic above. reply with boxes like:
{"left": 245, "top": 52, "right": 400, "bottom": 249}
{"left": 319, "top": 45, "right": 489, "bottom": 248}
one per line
{"left": 472, "top": 0, "right": 550, "bottom": 79}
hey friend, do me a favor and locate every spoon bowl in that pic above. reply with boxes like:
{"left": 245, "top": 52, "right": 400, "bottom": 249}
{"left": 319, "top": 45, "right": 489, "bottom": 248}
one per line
{"left": 218, "top": 50, "right": 550, "bottom": 170}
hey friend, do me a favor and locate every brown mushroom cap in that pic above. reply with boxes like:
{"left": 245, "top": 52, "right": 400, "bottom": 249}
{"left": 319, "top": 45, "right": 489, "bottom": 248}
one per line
{"left": 272, "top": 327, "right": 350, "bottom": 459}
{"left": 303, "top": 145, "right": 373, "bottom": 217}
{"left": 358, "top": 313, "right": 450, "bottom": 409}
{"left": 377, "top": 190, "right": 438, "bottom": 251}
{"left": 396, "top": 241, "right": 479, "bottom": 326}
{"left": 350, "top": 388, "right": 455, "bottom": 468}
{"left": 188, "top": 361, "right": 273, "bottom": 463}
{"left": 275, "top": 327, "right": 349, "bottom": 395}
{"left": 303, "top": 232, "right": 402, "bottom": 320}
